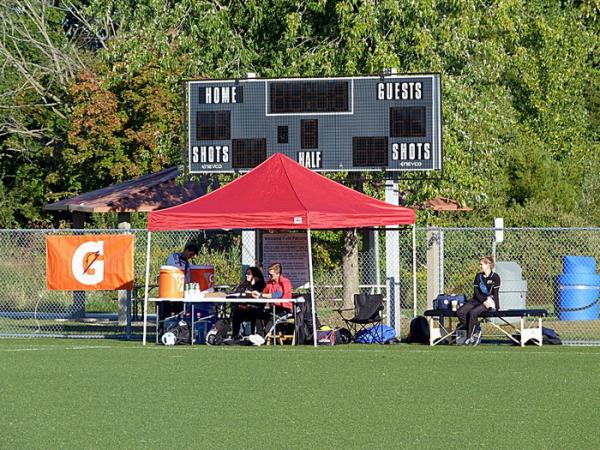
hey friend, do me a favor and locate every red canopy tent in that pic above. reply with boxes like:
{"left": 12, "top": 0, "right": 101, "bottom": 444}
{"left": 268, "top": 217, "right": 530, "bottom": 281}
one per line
{"left": 148, "top": 153, "right": 415, "bottom": 230}
{"left": 143, "top": 153, "right": 416, "bottom": 345}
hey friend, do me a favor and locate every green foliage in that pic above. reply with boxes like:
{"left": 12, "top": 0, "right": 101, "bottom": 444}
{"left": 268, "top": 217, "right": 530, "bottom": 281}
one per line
{"left": 66, "top": 62, "right": 181, "bottom": 191}
{"left": 89, "top": 212, "right": 148, "bottom": 229}
{"left": 0, "top": 181, "right": 18, "bottom": 228}
{"left": 0, "top": 0, "right": 91, "bottom": 225}
{"left": 0, "top": 0, "right": 598, "bottom": 230}
{"left": 401, "top": 0, "right": 598, "bottom": 227}
{"left": 312, "top": 230, "right": 346, "bottom": 274}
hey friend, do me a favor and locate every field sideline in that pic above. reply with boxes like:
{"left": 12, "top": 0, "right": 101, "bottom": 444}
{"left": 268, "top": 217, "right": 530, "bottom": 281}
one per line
{"left": 1, "top": 340, "right": 599, "bottom": 449}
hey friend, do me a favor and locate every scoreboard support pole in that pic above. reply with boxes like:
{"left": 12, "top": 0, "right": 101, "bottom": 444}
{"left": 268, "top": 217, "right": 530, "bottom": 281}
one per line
{"left": 385, "top": 175, "right": 401, "bottom": 335}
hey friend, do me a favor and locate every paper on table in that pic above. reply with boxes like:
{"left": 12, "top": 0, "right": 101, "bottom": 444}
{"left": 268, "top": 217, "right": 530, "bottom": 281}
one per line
{"left": 203, "top": 292, "right": 227, "bottom": 298}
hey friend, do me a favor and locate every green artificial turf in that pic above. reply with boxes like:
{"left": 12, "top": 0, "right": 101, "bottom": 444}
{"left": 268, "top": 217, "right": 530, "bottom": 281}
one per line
{"left": 0, "top": 340, "right": 599, "bottom": 449}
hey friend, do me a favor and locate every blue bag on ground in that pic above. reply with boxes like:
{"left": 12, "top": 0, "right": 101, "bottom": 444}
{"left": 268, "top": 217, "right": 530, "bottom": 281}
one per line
{"left": 354, "top": 324, "right": 396, "bottom": 344}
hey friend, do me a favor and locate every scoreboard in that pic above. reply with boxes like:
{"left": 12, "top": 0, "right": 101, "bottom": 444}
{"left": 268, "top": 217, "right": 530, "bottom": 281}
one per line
{"left": 186, "top": 74, "right": 442, "bottom": 173}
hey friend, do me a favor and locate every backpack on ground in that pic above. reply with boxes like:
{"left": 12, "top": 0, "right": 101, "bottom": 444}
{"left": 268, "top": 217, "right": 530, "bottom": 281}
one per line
{"left": 316, "top": 327, "right": 352, "bottom": 345}
{"left": 354, "top": 324, "right": 396, "bottom": 344}
{"left": 162, "top": 319, "right": 191, "bottom": 345}
{"left": 206, "top": 319, "right": 231, "bottom": 346}
{"left": 542, "top": 327, "right": 562, "bottom": 345}
{"left": 406, "top": 316, "right": 429, "bottom": 344}
{"left": 223, "top": 336, "right": 253, "bottom": 346}
{"left": 295, "top": 294, "right": 322, "bottom": 344}
{"left": 336, "top": 327, "right": 352, "bottom": 344}
{"left": 316, "top": 328, "right": 336, "bottom": 345}
{"left": 513, "top": 326, "right": 562, "bottom": 346}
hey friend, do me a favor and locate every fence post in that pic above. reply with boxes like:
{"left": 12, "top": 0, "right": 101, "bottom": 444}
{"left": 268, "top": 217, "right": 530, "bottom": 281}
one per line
{"left": 117, "top": 217, "right": 131, "bottom": 327}
{"left": 385, "top": 176, "right": 401, "bottom": 334}
{"left": 71, "top": 212, "right": 86, "bottom": 319}
{"left": 427, "top": 228, "right": 441, "bottom": 310}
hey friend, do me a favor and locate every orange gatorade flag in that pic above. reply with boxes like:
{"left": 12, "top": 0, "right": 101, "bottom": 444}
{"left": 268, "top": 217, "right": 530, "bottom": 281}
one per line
{"left": 46, "top": 235, "right": 134, "bottom": 291}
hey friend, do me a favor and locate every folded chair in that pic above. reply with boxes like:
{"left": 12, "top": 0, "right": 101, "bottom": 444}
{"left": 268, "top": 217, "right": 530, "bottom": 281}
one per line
{"left": 336, "top": 293, "right": 385, "bottom": 342}
{"left": 265, "top": 311, "right": 296, "bottom": 345}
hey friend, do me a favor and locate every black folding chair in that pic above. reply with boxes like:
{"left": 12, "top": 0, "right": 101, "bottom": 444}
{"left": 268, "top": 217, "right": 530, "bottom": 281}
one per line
{"left": 336, "top": 293, "right": 384, "bottom": 342}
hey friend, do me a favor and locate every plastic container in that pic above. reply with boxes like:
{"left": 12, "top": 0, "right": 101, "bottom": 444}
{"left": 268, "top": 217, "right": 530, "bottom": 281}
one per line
{"left": 495, "top": 261, "right": 523, "bottom": 281}
{"left": 562, "top": 256, "right": 597, "bottom": 274}
{"left": 194, "top": 321, "right": 210, "bottom": 344}
{"left": 184, "top": 303, "right": 216, "bottom": 344}
{"left": 493, "top": 261, "right": 528, "bottom": 324}
{"left": 158, "top": 265, "right": 185, "bottom": 298}
{"left": 189, "top": 264, "right": 215, "bottom": 291}
{"left": 557, "top": 256, "right": 600, "bottom": 321}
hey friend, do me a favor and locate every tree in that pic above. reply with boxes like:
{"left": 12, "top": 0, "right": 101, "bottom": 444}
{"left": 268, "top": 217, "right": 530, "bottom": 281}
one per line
{"left": 0, "top": 0, "right": 598, "bottom": 229}
{"left": 0, "top": 0, "right": 88, "bottom": 224}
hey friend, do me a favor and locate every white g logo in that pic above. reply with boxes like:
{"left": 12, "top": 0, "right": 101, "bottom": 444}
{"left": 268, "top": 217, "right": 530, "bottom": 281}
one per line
{"left": 72, "top": 241, "right": 104, "bottom": 285}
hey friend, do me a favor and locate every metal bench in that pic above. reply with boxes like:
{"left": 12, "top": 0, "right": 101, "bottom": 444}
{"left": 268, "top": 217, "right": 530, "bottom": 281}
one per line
{"left": 423, "top": 309, "right": 548, "bottom": 347}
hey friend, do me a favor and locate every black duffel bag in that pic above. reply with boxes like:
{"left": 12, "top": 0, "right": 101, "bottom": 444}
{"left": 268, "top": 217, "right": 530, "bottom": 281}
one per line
{"left": 434, "top": 293, "right": 466, "bottom": 310}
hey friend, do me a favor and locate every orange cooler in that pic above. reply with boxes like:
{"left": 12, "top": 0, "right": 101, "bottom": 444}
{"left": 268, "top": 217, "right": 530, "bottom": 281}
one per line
{"left": 189, "top": 264, "right": 215, "bottom": 291}
{"left": 158, "top": 265, "right": 185, "bottom": 298}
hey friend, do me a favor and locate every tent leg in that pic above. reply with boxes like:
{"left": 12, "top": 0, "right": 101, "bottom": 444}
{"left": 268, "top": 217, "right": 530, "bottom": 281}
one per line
{"left": 307, "top": 229, "right": 317, "bottom": 347}
{"left": 142, "top": 231, "right": 152, "bottom": 346}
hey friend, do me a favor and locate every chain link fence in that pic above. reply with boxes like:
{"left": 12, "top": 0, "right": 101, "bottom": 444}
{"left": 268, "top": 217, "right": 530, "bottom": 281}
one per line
{"left": 0, "top": 227, "right": 599, "bottom": 344}
{"left": 408, "top": 228, "right": 600, "bottom": 345}
{"left": 0, "top": 229, "right": 145, "bottom": 338}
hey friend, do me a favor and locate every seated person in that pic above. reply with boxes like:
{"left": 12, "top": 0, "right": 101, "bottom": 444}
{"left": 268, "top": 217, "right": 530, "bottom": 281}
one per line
{"left": 230, "top": 267, "right": 266, "bottom": 337}
{"left": 251, "top": 262, "right": 293, "bottom": 337}
{"left": 456, "top": 255, "right": 501, "bottom": 345}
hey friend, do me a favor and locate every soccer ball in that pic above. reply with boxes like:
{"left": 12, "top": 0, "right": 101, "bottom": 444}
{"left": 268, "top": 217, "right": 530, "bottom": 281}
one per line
{"left": 161, "top": 332, "right": 176, "bottom": 346}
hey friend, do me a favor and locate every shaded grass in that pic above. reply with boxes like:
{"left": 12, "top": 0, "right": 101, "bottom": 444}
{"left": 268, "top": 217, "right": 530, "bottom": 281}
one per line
{"left": 0, "top": 340, "right": 599, "bottom": 449}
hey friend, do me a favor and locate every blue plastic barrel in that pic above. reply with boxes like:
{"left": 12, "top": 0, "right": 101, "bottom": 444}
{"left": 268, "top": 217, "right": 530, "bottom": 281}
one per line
{"left": 562, "top": 256, "right": 597, "bottom": 274}
{"left": 557, "top": 256, "right": 600, "bottom": 321}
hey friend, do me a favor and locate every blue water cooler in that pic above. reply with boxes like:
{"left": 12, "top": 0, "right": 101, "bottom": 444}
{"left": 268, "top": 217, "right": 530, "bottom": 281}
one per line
{"left": 557, "top": 256, "right": 600, "bottom": 321}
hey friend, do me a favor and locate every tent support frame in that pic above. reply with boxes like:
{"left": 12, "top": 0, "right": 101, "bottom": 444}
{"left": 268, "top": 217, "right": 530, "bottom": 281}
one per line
{"left": 307, "top": 229, "right": 318, "bottom": 347}
{"left": 141, "top": 226, "right": 418, "bottom": 347}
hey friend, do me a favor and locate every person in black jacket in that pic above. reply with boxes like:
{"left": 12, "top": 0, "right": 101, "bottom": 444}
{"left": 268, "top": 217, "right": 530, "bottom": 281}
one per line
{"left": 457, "top": 255, "right": 501, "bottom": 345}
{"left": 231, "top": 266, "right": 266, "bottom": 337}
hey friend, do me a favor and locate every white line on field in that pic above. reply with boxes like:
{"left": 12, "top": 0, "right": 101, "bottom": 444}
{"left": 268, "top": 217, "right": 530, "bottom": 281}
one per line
{"left": 0, "top": 344, "right": 599, "bottom": 356}
{"left": 0, "top": 345, "right": 115, "bottom": 352}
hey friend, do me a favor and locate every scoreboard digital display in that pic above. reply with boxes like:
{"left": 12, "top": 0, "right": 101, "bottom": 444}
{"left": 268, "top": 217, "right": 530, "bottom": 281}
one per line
{"left": 186, "top": 74, "right": 442, "bottom": 173}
